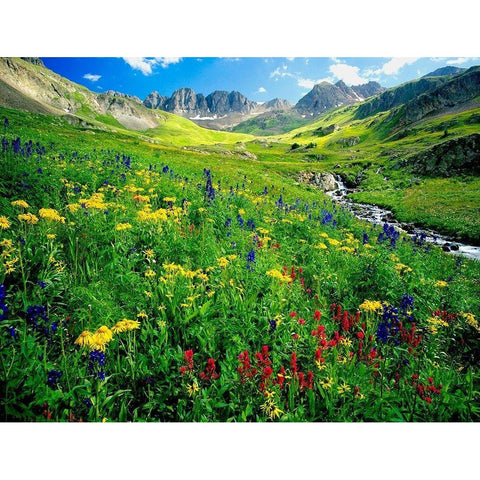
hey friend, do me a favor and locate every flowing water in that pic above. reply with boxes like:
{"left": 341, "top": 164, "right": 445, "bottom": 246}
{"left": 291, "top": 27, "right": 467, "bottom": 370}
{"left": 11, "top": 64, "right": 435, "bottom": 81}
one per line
{"left": 326, "top": 176, "right": 480, "bottom": 261}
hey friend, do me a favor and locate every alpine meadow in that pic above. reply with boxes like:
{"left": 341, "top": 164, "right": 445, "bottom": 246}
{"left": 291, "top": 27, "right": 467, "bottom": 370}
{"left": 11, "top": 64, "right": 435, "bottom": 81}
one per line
{"left": 1, "top": 56, "right": 480, "bottom": 422}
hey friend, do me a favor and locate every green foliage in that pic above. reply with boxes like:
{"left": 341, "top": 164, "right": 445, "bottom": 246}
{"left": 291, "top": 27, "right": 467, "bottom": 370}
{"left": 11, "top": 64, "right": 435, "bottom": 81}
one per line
{"left": 0, "top": 105, "right": 479, "bottom": 423}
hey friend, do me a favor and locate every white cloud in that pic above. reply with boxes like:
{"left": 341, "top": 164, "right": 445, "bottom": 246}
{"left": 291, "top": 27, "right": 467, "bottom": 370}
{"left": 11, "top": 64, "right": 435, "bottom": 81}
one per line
{"left": 83, "top": 73, "right": 101, "bottom": 82}
{"left": 122, "top": 57, "right": 181, "bottom": 75}
{"left": 270, "top": 67, "right": 293, "bottom": 79}
{"left": 297, "top": 77, "right": 315, "bottom": 89}
{"left": 446, "top": 57, "right": 474, "bottom": 65}
{"left": 286, "top": 57, "right": 295, "bottom": 61}
{"left": 156, "top": 57, "right": 181, "bottom": 68}
{"left": 328, "top": 63, "right": 368, "bottom": 85}
{"left": 372, "top": 57, "right": 419, "bottom": 76}
{"left": 257, "top": 87, "right": 266, "bottom": 93}
{"left": 123, "top": 57, "right": 157, "bottom": 75}
{"left": 297, "top": 77, "right": 333, "bottom": 89}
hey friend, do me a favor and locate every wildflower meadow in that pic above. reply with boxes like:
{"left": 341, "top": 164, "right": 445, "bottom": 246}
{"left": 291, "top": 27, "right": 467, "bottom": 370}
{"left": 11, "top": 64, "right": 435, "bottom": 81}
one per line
{"left": 0, "top": 115, "right": 479, "bottom": 422}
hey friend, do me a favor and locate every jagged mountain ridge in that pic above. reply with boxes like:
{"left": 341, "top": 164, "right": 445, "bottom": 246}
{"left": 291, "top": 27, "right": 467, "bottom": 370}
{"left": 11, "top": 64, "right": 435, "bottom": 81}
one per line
{"left": 144, "top": 87, "right": 274, "bottom": 118}
{"left": 295, "top": 80, "right": 385, "bottom": 116}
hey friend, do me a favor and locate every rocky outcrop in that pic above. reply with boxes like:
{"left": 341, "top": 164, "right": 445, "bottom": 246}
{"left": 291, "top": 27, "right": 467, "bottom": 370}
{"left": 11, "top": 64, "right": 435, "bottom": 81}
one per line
{"left": 312, "top": 123, "right": 340, "bottom": 136}
{"left": 296, "top": 171, "right": 339, "bottom": 191}
{"left": 143, "top": 91, "right": 168, "bottom": 110}
{"left": 104, "top": 90, "right": 142, "bottom": 103}
{"left": 402, "top": 67, "right": 480, "bottom": 125}
{"left": 20, "top": 57, "right": 44, "bottom": 66}
{"left": 335, "top": 136, "right": 360, "bottom": 147}
{"left": 395, "top": 133, "right": 480, "bottom": 175}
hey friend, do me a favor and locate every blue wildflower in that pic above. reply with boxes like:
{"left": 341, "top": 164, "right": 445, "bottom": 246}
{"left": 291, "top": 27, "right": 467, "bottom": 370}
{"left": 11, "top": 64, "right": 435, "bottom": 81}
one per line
{"left": 47, "top": 369, "right": 62, "bottom": 388}
{"left": 269, "top": 319, "right": 277, "bottom": 333}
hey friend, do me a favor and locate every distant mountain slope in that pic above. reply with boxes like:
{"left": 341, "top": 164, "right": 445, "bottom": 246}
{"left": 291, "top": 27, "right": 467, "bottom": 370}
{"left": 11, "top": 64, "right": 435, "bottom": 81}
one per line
{"left": 295, "top": 80, "right": 384, "bottom": 116}
{"left": 423, "top": 66, "right": 466, "bottom": 77}
{"left": 0, "top": 57, "right": 163, "bottom": 130}
{"left": 0, "top": 57, "right": 255, "bottom": 146}
{"left": 143, "top": 87, "right": 260, "bottom": 117}
{"left": 355, "top": 76, "right": 455, "bottom": 119}
{"left": 231, "top": 110, "right": 311, "bottom": 135}
{"left": 143, "top": 87, "right": 293, "bottom": 130}
{"left": 402, "top": 66, "right": 480, "bottom": 124}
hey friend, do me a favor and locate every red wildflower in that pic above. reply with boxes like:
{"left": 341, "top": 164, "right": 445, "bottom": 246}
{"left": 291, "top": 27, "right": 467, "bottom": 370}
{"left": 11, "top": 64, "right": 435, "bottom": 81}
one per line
{"left": 290, "top": 311, "right": 297, "bottom": 318}
{"left": 357, "top": 331, "right": 365, "bottom": 340}
{"left": 298, "top": 318, "right": 305, "bottom": 325}
{"left": 290, "top": 352, "right": 298, "bottom": 375}
{"left": 314, "top": 310, "right": 322, "bottom": 321}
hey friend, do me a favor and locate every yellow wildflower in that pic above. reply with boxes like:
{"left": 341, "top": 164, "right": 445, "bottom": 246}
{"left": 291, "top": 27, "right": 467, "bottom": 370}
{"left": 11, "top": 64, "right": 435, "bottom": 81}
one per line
{"left": 11, "top": 200, "right": 29, "bottom": 209}
{"left": 0, "top": 216, "right": 11, "bottom": 229}
{"left": 144, "top": 249, "right": 154, "bottom": 259}
{"left": 394, "top": 263, "right": 412, "bottom": 275}
{"left": 137, "top": 312, "right": 148, "bottom": 320}
{"left": 266, "top": 269, "right": 290, "bottom": 282}
{"left": 434, "top": 280, "right": 448, "bottom": 288}
{"left": 111, "top": 319, "right": 140, "bottom": 334}
{"left": 320, "top": 377, "right": 333, "bottom": 389}
{"left": 18, "top": 213, "right": 39, "bottom": 224}
{"left": 163, "top": 197, "right": 176, "bottom": 203}
{"left": 74, "top": 331, "right": 93, "bottom": 347}
{"left": 39, "top": 208, "right": 65, "bottom": 223}
{"left": 145, "top": 269, "right": 156, "bottom": 278}
{"left": 217, "top": 257, "right": 229, "bottom": 268}
{"left": 67, "top": 203, "right": 80, "bottom": 213}
{"left": 337, "top": 383, "right": 351, "bottom": 395}
{"left": 46, "top": 234, "right": 56, "bottom": 240}
{"left": 238, "top": 209, "right": 245, "bottom": 215}
{"left": 116, "top": 222, "right": 133, "bottom": 231}
{"left": 4, "top": 258, "right": 18, "bottom": 274}
{"left": 187, "top": 382, "right": 200, "bottom": 397}
{"left": 0, "top": 239, "right": 13, "bottom": 248}
{"left": 90, "top": 325, "right": 114, "bottom": 350}
{"left": 359, "top": 300, "right": 383, "bottom": 313}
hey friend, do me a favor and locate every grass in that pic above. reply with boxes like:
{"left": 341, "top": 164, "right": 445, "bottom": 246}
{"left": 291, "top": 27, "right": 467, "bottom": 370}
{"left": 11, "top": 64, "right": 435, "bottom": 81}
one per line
{"left": 1, "top": 106, "right": 480, "bottom": 422}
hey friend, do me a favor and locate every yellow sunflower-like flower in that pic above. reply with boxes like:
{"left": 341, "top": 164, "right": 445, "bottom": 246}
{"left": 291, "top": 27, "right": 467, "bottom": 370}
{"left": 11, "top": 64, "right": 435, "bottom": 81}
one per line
{"left": 0, "top": 216, "right": 11, "bottom": 229}
{"left": 39, "top": 208, "right": 65, "bottom": 223}
{"left": 111, "top": 319, "right": 140, "bottom": 334}
{"left": 18, "top": 213, "right": 39, "bottom": 224}
{"left": 116, "top": 222, "right": 133, "bottom": 231}
{"left": 359, "top": 300, "right": 383, "bottom": 313}
{"left": 11, "top": 200, "right": 29, "bottom": 209}
{"left": 74, "top": 330, "right": 93, "bottom": 347}
{"left": 89, "top": 325, "right": 114, "bottom": 350}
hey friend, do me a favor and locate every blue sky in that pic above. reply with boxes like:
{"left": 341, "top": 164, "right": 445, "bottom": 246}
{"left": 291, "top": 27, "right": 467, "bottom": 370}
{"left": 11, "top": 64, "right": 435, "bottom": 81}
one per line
{"left": 41, "top": 57, "right": 479, "bottom": 104}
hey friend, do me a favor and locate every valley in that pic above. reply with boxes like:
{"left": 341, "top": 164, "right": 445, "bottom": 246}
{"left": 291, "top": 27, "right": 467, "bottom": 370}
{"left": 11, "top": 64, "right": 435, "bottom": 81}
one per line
{"left": 0, "top": 57, "right": 479, "bottom": 423}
